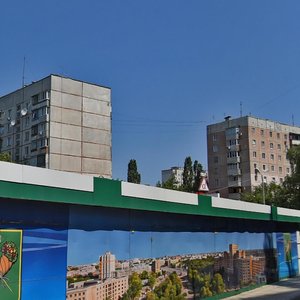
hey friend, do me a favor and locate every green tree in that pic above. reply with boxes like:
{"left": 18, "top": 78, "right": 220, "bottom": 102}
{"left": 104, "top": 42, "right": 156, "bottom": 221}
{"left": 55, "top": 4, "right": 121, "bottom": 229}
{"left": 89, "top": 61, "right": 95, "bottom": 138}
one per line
{"left": 193, "top": 160, "right": 203, "bottom": 192}
{"left": 0, "top": 152, "right": 11, "bottom": 162}
{"left": 241, "top": 182, "right": 284, "bottom": 205}
{"left": 182, "top": 156, "right": 193, "bottom": 192}
{"left": 121, "top": 272, "right": 142, "bottom": 300}
{"left": 127, "top": 159, "right": 141, "bottom": 184}
{"left": 157, "top": 174, "right": 179, "bottom": 190}
{"left": 148, "top": 272, "right": 156, "bottom": 289}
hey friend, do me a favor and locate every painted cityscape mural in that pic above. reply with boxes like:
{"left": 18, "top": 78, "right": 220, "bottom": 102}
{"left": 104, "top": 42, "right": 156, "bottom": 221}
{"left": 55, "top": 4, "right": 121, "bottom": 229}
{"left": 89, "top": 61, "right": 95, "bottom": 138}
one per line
{"left": 66, "top": 230, "right": 296, "bottom": 300}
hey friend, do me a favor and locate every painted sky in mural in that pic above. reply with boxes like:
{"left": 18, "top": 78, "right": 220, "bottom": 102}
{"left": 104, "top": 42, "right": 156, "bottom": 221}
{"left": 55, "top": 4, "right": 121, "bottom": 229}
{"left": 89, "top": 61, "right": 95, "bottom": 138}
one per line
{"left": 68, "top": 229, "right": 274, "bottom": 265}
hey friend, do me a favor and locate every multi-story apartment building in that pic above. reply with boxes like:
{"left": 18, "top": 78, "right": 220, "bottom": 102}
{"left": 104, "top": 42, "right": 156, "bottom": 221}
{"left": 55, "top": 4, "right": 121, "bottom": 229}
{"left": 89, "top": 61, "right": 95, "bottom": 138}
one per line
{"left": 67, "top": 276, "right": 128, "bottom": 300}
{"left": 0, "top": 75, "right": 112, "bottom": 177}
{"left": 99, "top": 252, "right": 116, "bottom": 280}
{"left": 207, "top": 116, "right": 300, "bottom": 199}
{"left": 161, "top": 166, "right": 183, "bottom": 187}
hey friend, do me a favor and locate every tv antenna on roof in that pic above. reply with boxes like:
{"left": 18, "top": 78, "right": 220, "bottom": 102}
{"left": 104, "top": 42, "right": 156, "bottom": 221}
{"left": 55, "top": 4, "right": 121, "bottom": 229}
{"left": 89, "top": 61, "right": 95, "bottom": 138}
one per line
{"left": 22, "top": 56, "right": 26, "bottom": 88}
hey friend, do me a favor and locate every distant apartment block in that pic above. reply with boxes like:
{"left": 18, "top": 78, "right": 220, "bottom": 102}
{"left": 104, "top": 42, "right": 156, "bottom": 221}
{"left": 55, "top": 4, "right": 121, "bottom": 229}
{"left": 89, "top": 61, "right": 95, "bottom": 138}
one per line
{"left": 207, "top": 116, "right": 300, "bottom": 199}
{"left": 161, "top": 166, "right": 183, "bottom": 187}
{"left": 99, "top": 251, "right": 116, "bottom": 280}
{"left": 67, "top": 276, "right": 128, "bottom": 300}
{"left": 0, "top": 75, "right": 112, "bottom": 177}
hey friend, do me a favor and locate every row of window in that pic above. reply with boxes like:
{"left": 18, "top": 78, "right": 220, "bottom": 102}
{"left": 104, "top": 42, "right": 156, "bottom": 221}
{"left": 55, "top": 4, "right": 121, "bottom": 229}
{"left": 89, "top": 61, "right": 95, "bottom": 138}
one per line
{"left": 252, "top": 128, "right": 288, "bottom": 139}
{"left": 253, "top": 151, "right": 286, "bottom": 161}
{"left": 252, "top": 140, "right": 287, "bottom": 150}
{"left": 253, "top": 163, "right": 289, "bottom": 174}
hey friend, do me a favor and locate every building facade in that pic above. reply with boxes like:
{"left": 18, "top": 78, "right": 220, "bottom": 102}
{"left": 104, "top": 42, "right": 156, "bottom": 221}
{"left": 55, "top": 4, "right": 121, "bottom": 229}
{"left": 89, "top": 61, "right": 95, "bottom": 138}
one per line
{"left": 0, "top": 75, "right": 112, "bottom": 177}
{"left": 161, "top": 166, "right": 183, "bottom": 187}
{"left": 207, "top": 116, "right": 300, "bottom": 199}
{"left": 99, "top": 252, "right": 116, "bottom": 280}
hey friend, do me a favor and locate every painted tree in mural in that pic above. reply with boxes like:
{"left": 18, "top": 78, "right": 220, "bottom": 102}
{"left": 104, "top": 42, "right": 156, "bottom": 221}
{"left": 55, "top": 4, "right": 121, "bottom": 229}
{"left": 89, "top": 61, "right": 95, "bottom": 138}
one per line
{"left": 127, "top": 159, "right": 141, "bottom": 184}
{"left": 121, "top": 272, "right": 142, "bottom": 300}
{"left": 151, "top": 272, "right": 185, "bottom": 300}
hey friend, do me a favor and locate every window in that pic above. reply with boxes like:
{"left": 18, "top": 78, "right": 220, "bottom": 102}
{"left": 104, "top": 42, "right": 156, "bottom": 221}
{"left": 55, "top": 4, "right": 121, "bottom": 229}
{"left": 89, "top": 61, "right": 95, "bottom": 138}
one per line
{"left": 271, "top": 165, "right": 275, "bottom": 171}
{"left": 279, "top": 167, "right": 282, "bottom": 173}
{"left": 284, "top": 134, "right": 287, "bottom": 139}
{"left": 6, "top": 136, "right": 11, "bottom": 146}
{"left": 287, "top": 167, "right": 290, "bottom": 173}
{"left": 213, "top": 156, "right": 218, "bottom": 163}
{"left": 280, "top": 178, "right": 283, "bottom": 183}
{"left": 212, "top": 134, "right": 217, "bottom": 141}
{"left": 254, "top": 163, "right": 257, "bottom": 169}
{"left": 0, "top": 125, "right": 4, "bottom": 135}
{"left": 212, "top": 145, "right": 218, "bottom": 152}
{"left": 31, "top": 125, "right": 38, "bottom": 136}
{"left": 42, "top": 90, "right": 50, "bottom": 100}
{"left": 25, "top": 116, "right": 30, "bottom": 126}
{"left": 278, "top": 155, "right": 282, "bottom": 161}
{"left": 25, "top": 146, "right": 29, "bottom": 156}
{"left": 7, "top": 109, "right": 11, "bottom": 119}
{"left": 252, "top": 128, "right": 256, "bottom": 133}
{"left": 277, "top": 133, "right": 280, "bottom": 139}
{"left": 263, "top": 164, "right": 266, "bottom": 171}
{"left": 32, "top": 109, "right": 38, "bottom": 120}
{"left": 270, "top": 154, "right": 274, "bottom": 160}
{"left": 16, "top": 104, "right": 21, "bottom": 111}
{"left": 270, "top": 131, "right": 273, "bottom": 137}
{"left": 270, "top": 143, "right": 273, "bottom": 149}
{"left": 261, "top": 141, "right": 265, "bottom": 147}
{"left": 252, "top": 139, "right": 256, "bottom": 145}
{"left": 261, "top": 129, "right": 264, "bottom": 136}
{"left": 277, "top": 144, "right": 281, "bottom": 150}
{"left": 262, "top": 153, "right": 265, "bottom": 159}
{"left": 253, "top": 151, "right": 257, "bottom": 158}
{"left": 31, "top": 140, "right": 37, "bottom": 151}
{"left": 272, "top": 177, "right": 276, "bottom": 182}
{"left": 25, "top": 131, "right": 29, "bottom": 141}
{"left": 32, "top": 94, "right": 39, "bottom": 105}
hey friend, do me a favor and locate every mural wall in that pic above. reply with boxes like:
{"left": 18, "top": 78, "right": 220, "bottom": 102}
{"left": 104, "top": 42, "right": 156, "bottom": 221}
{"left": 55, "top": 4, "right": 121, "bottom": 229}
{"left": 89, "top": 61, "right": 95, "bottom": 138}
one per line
{"left": 0, "top": 205, "right": 298, "bottom": 300}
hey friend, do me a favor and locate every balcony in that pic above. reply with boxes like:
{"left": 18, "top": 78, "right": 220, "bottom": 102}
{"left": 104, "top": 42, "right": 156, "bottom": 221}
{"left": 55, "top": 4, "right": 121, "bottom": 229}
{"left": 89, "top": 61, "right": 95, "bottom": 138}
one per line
{"left": 227, "top": 168, "right": 241, "bottom": 176}
{"left": 227, "top": 156, "right": 240, "bottom": 164}
{"left": 228, "top": 178, "right": 242, "bottom": 187}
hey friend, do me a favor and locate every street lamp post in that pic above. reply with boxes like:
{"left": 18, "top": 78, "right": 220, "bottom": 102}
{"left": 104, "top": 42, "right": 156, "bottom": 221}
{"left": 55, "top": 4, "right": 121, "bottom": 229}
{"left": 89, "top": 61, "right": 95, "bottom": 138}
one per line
{"left": 255, "top": 168, "right": 265, "bottom": 205}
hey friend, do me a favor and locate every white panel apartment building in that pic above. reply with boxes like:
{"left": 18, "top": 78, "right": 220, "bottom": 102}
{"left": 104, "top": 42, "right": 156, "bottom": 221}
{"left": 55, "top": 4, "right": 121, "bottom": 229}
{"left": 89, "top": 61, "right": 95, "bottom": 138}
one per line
{"left": 207, "top": 116, "right": 300, "bottom": 199}
{"left": 0, "top": 75, "right": 112, "bottom": 177}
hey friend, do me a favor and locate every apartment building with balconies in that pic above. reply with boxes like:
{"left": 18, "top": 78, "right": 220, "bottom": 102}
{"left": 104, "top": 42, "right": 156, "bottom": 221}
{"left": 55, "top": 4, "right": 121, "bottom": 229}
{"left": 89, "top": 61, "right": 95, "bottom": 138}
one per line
{"left": 0, "top": 74, "right": 112, "bottom": 177}
{"left": 207, "top": 116, "right": 300, "bottom": 199}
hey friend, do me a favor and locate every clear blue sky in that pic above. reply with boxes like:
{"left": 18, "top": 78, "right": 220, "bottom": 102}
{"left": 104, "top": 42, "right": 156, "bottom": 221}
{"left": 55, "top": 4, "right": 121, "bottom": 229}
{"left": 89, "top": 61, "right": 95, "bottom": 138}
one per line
{"left": 1, "top": 1, "right": 300, "bottom": 184}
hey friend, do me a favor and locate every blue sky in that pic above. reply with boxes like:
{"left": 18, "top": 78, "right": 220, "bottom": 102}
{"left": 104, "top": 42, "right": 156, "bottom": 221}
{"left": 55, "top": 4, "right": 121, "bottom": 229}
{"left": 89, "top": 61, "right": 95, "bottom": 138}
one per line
{"left": 1, "top": 1, "right": 300, "bottom": 184}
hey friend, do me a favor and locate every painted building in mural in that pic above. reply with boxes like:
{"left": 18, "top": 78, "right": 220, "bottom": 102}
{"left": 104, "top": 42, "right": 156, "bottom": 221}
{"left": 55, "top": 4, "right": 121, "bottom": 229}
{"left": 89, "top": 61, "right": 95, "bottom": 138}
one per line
{"left": 0, "top": 161, "right": 299, "bottom": 299}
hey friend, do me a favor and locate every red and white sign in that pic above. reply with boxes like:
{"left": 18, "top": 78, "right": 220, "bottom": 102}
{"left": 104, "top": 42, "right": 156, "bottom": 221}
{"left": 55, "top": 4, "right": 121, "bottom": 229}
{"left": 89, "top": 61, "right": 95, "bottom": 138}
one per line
{"left": 198, "top": 177, "right": 209, "bottom": 192}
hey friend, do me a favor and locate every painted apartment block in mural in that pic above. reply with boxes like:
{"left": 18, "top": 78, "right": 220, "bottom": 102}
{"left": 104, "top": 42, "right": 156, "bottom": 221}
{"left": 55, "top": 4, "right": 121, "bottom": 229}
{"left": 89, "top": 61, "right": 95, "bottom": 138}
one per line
{"left": 66, "top": 229, "right": 296, "bottom": 300}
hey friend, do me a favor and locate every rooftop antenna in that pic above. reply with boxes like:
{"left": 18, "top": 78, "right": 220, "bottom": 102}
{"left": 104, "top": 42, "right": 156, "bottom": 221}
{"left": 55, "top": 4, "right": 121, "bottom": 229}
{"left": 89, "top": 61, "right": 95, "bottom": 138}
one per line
{"left": 240, "top": 101, "right": 243, "bottom": 117}
{"left": 22, "top": 56, "right": 26, "bottom": 88}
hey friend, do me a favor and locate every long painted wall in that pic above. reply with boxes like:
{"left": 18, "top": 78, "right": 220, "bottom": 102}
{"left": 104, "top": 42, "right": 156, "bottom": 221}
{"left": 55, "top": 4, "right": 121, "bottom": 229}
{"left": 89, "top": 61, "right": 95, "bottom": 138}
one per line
{"left": 0, "top": 161, "right": 299, "bottom": 300}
